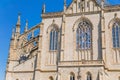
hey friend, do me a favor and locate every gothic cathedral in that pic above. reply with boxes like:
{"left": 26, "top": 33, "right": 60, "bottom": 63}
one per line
{"left": 5, "top": 0, "right": 120, "bottom": 80}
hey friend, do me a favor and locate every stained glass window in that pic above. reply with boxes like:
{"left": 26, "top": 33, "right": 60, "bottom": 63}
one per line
{"left": 50, "top": 28, "right": 58, "bottom": 50}
{"left": 112, "top": 23, "right": 120, "bottom": 48}
{"left": 76, "top": 21, "right": 92, "bottom": 50}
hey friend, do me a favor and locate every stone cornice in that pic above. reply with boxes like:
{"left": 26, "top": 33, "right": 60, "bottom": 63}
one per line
{"left": 58, "top": 60, "right": 104, "bottom": 67}
{"left": 105, "top": 5, "right": 120, "bottom": 9}
{"left": 104, "top": 67, "right": 120, "bottom": 72}
{"left": 66, "top": 11, "right": 101, "bottom": 17}
{"left": 41, "top": 12, "right": 63, "bottom": 18}
{"left": 41, "top": 4, "right": 120, "bottom": 19}
{"left": 6, "top": 69, "right": 57, "bottom": 73}
{"left": 104, "top": 5, "right": 120, "bottom": 12}
{"left": 42, "top": 11, "right": 101, "bottom": 19}
{"left": 6, "top": 70, "right": 34, "bottom": 73}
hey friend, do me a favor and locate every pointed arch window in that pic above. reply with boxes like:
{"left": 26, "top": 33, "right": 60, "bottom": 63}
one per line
{"left": 70, "top": 73, "right": 75, "bottom": 80}
{"left": 76, "top": 21, "right": 92, "bottom": 50}
{"left": 50, "top": 27, "right": 59, "bottom": 50}
{"left": 119, "top": 76, "right": 120, "bottom": 80}
{"left": 87, "top": 72, "right": 92, "bottom": 80}
{"left": 112, "top": 22, "right": 120, "bottom": 48}
{"left": 49, "top": 76, "right": 53, "bottom": 80}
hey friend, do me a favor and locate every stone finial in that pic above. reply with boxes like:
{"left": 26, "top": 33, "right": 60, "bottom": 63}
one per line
{"left": 64, "top": 0, "right": 67, "bottom": 12}
{"left": 114, "top": 13, "right": 117, "bottom": 18}
{"left": 24, "top": 20, "right": 28, "bottom": 32}
{"left": 15, "top": 13, "right": 21, "bottom": 34}
{"left": 12, "top": 27, "right": 15, "bottom": 39}
{"left": 16, "top": 13, "right": 21, "bottom": 26}
{"left": 64, "top": 0, "right": 66, "bottom": 6}
{"left": 42, "top": 4, "right": 46, "bottom": 14}
{"left": 52, "top": 19, "right": 55, "bottom": 24}
{"left": 101, "top": 0, "right": 104, "bottom": 8}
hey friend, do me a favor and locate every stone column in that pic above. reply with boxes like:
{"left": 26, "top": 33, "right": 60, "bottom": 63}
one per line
{"left": 100, "top": 1, "right": 106, "bottom": 63}
{"left": 37, "top": 23, "right": 44, "bottom": 68}
{"left": 60, "top": 14, "right": 66, "bottom": 61}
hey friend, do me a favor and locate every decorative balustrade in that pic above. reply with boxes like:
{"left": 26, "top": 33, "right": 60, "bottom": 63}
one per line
{"left": 19, "top": 24, "right": 42, "bottom": 48}
{"left": 58, "top": 60, "right": 104, "bottom": 67}
{"left": 20, "top": 24, "right": 41, "bottom": 37}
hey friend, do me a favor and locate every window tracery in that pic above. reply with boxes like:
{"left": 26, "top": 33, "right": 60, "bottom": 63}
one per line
{"left": 49, "top": 27, "right": 58, "bottom": 50}
{"left": 76, "top": 21, "right": 92, "bottom": 50}
{"left": 112, "top": 22, "right": 120, "bottom": 48}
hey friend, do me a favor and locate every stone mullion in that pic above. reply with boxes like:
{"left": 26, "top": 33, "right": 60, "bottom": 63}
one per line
{"left": 81, "top": 28, "right": 83, "bottom": 49}
{"left": 115, "top": 26, "right": 117, "bottom": 48}
{"left": 112, "top": 27, "right": 115, "bottom": 47}
{"left": 118, "top": 26, "right": 120, "bottom": 47}
{"left": 117, "top": 26, "right": 119, "bottom": 47}
{"left": 78, "top": 28, "right": 80, "bottom": 49}
{"left": 90, "top": 27, "right": 93, "bottom": 60}
{"left": 53, "top": 31, "right": 55, "bottom": 51}
{"left": 50, "top": 32, "right": 52, "bottom": 50}
{"left": 85, "top": 26, "right": 87, "bottom": 49}
{"left": 78, "top": 28, "right": 81, "bottom": 60}
{"left": 53, "top": 31, "right": 56, "bottom": 64}
{"left": 50, "top": 31, "right": 54, "bottom": 50}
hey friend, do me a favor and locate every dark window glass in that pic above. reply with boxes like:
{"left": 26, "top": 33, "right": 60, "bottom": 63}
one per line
{"left": 112, "top": 23, "right": 120, "bottom": 48}
{"left": 70, "top": 74, "right": 75, "bottom": 80}
{"left": 87, "top": 73, "right": 92, "bottom": 80}
{"left": 50, "top": 28, "right": 58, "bottom": 50}
{"left": 76, "top": 21, "right": 91, "bottom": 50}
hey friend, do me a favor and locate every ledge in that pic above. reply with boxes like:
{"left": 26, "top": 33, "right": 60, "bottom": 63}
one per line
{"left": 58, "top": 60, "right": 104, "bottom": 67}
{"left": 41, "top": 12, "right": 63, "bottom": 18}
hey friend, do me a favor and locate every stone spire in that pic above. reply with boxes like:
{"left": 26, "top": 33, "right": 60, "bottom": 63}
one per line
{"left": 16, "top": 13, "right": 21, "bottom": 26}
{"left": 64, "top": 0, "right": 67, "bottom": 12}
{"left": 11, "top": 27, "right": 15, "bottom": 39}
{"left": 101, "top": 0, "right": 104, "bottom": 9}
{"left": 16, "top": 13, "right": 21, "bottom": 34}
{"left": 42, "top": 4, "right": 46, "bottom": 14}
{"left": 64, "top": 0, "right": 66, "bottom": 6}
{"left": 24, "top": 20, "right": 28, "bottom": 32}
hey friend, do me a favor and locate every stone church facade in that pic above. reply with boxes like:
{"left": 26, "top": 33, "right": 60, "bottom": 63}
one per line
{"left": 5, "top": 0, "right": 120, "bottom": 80}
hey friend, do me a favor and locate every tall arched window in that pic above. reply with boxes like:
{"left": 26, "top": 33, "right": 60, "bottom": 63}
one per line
{"left": 49, "top": 76, "right": 53, "bottom": 80}
{"left": 76, "top": 21, "right": 92, "bottom": 50}
{"left": 87, "top": 72, "right": 92, "bottom": 80}
{"left": 70, "top": 72, "right": 75, "bottom": 80}
{"left": 112, "top": 22, "right": 120, "bottom": 48}
{"left": 119, "top": 76, "right": 120, "bottom": 80}
{"left": 50, "top": 27, "right": 58, "bottom": 50}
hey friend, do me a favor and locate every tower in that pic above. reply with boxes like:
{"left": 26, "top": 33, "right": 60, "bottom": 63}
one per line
{"left": 5, "top": 14, "right": 21, "bottom": 80}
{"left": 15, "top": 13, "right": 21, "bottom": 38}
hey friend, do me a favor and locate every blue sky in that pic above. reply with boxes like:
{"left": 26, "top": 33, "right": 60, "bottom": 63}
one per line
{"left": 0, "top": 0, "right": 120, "bottom": 80}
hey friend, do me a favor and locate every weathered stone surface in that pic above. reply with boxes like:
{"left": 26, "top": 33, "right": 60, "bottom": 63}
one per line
{"left": 5, "top": 0, "right": 120, "bottom": 80}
